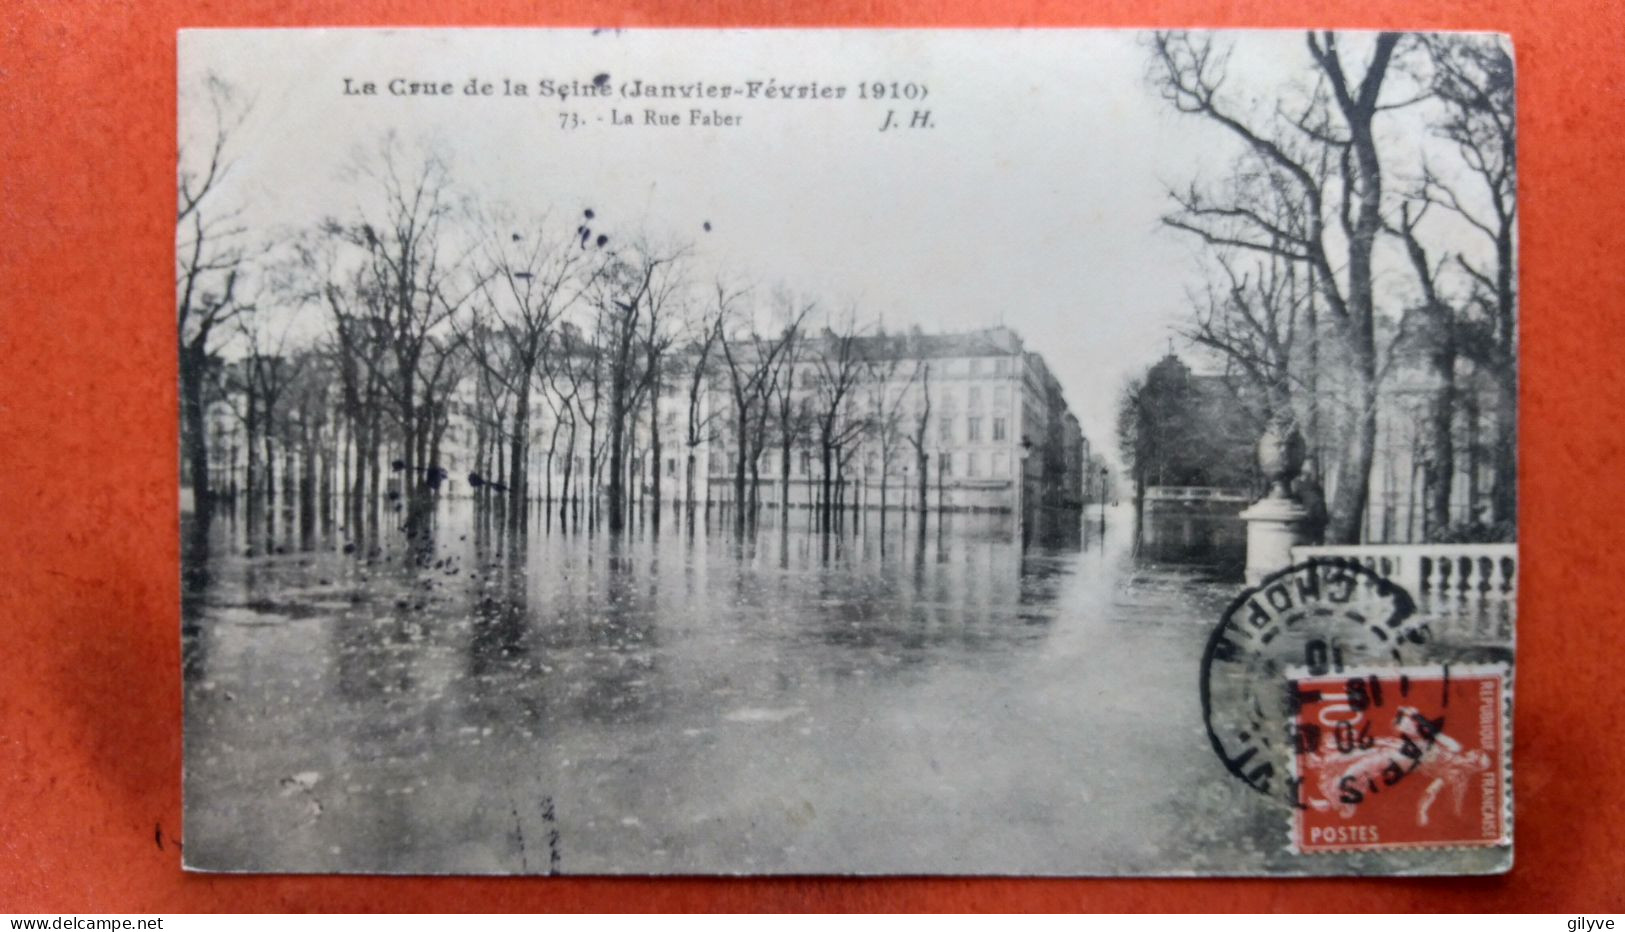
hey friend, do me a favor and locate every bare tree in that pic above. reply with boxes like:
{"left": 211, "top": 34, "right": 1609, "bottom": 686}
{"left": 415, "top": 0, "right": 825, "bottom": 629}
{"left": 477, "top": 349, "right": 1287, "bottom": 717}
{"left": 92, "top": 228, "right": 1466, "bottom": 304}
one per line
{"left": 461, "top": 309, "right": 516, "bottom": 501}
{"left": 865, "top": 344, "right": 925, "bottom": 517}
{"left": 177, "top": 75, "right": 253, "bottom": 517}
{"left": 561, "top": 318, "right": 606, "bottom": 524}
{"left": 680, "top": 303, "right": 725, "bottom": 514}
{"left": 464, "top": 213, "right": 598, "bottom": 528}
{"left": 810, "top": 310, "right": 871, "bottom": 533}
{"left": 637, "top": 252, "right": 685, "bottom": 529}
{"left": 765, "top": 294, "right": 815, "bottom": 516}
{"left": 539, "top": 387, "right": 565, "bottom": 513}
{"left": 903, "top": 357, "right": 934, "bottom": 517}
{"left": 323, "top": 137, "right": 479, "bottom": 532}
{"left": 1421, "top": 34, "right": 1517, "bottom": 529}
{"left": 716, "top": 287, "right": 795, "bottom": 534}
{"left": 544, "top": 326, "right": 586, "bottom": 523}
{"left": 1152, "top": 30, "right": 1406, "bottom": 543}
{"left": 585, "top": 242, "right": 684, "bottom": 533}
{"left": 226, "top": 309, "right": 306, "bottom": 546}
{"left": 1390, "top": 200, "right": 1458, "bottom": 537}
{"left": 310, "top": 240, "right": 393, "bottom": 535}
{"left": 285, "top": 349, "right": 336, "bottom": 542}
{"left": 1181, "top": 249, "right": 1309, "bottom": 428}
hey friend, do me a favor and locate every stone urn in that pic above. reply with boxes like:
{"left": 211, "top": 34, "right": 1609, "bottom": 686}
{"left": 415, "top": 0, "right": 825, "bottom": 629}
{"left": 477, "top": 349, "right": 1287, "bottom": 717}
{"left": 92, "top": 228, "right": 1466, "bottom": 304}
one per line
{"left": 1257, "top": 418, "right": 1306, "bottom": 500}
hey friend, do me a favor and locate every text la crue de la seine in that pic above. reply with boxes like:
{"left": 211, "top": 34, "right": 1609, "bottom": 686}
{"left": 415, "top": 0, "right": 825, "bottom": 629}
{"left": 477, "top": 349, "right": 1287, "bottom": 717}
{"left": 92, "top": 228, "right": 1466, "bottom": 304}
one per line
{"left": 341, "top": 75, "right": 935, "bottom": 132}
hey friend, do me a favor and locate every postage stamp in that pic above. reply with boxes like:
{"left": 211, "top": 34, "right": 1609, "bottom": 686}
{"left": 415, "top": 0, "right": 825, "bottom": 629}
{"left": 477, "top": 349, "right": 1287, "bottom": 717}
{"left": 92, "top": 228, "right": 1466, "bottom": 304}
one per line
{"left": 1201, "top": 559, "right": 1430, "bottom": 799}
{"left": 1288, "top": 665, "right": 1510, "bottom": 853}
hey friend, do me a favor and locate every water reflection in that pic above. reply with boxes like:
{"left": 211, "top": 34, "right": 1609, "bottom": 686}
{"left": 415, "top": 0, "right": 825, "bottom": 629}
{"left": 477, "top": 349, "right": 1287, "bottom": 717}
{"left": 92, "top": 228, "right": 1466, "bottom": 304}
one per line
{"left": 182, "top": 497, "right": 1252, "bottom": 873}
{"left": 1134, "top": 504, "right": 1247, "bottom": 579}
{"left": 187, "top": 501, "right": 1110, "bottom": 700}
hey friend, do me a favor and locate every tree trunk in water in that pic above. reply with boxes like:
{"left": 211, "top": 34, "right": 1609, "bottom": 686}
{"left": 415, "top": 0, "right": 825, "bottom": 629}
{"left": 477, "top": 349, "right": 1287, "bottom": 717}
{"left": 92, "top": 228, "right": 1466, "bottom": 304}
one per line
{"left": 473, "top": 409, "right": 488, "bottom": 510}
{"left": 606, "top": 362, "right": 628, "bottom": 532}
{"left": 780, "top": 441, "right": 793, "bottom": 513}
{"left": 244, "top": 394, "right": 261, "bottom": 536}
{"left": 607, "top": 426, "right": 624, "bottom": 533}
{"left": 650, "top": 393, "right": 662, "bottom": 531}
{"left": 685, "top": 450, "right": 697, "bottom": 514}
{"left": 348, "top": 412, "right": 363, "bottom": 534}
{"left": 366, "top": 412, "right": 382, "bottom": 538}
{"left": 340, "top": 411, "right": 353, "bottom": 526}
{"left": 733, "top": 440, "right": 748, "bottom": 535}
{"left": 402, "top": 370, "right": 418, "bottom": 509}
{"left": 180, "top": 343, "right": 212, "bottom": 514}
{"left": 508, "top": 381, "right": 530, "bottom": 530}
{"left": 749, "top": 455, "right": 761, "bottom": 528}
{"left": 560, "top": 430, "right": 575, "bottom": 526}
{"left": 430, "top": 417, "right": 451, "bottom": 534}
{"left": 820, "top": 443, "right": 834, "bottom": 534}
{"left": 916, "top": 448, "right": 928, "bottom": 515}
{"left": 1425, "top": 341, "right": 1456, "bottom": 541}
{"left": 1465, "top": 391, "right": 1481, "bottom": 523}
{"left": 300, "top": 422, "right": 317, "bottom": 544}
{"left": 263, "top": 427, "right": 276, "bottom": 509}
{"left": 320, "top": 434, "right": 333, "bottom": 528}
{"left": 1491, "top": 373, "right": 1516, "bottom": 529}
{"left": 1490, "top": 214, "right": 1517, "bottom": 528}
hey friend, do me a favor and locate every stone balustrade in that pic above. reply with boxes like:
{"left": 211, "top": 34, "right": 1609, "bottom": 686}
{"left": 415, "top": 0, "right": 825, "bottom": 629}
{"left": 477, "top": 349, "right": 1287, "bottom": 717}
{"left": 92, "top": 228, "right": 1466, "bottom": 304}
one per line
{"left": 1288, "top": 543, "right": 1518, "bottom": 600}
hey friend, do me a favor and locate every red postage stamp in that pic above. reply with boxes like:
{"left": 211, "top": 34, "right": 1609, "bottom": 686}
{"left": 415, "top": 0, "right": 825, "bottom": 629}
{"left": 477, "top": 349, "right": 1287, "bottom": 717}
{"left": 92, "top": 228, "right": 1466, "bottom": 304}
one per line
{"left": 1288, "top": 664, "right": 1510, "bottom": 854}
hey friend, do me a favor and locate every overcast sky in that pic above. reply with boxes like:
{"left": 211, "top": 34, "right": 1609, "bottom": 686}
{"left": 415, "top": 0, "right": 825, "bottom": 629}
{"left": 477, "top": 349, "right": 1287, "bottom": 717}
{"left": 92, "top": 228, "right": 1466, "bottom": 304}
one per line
{"left": 180, "top": 28, "right": 1480, "bottom": 462}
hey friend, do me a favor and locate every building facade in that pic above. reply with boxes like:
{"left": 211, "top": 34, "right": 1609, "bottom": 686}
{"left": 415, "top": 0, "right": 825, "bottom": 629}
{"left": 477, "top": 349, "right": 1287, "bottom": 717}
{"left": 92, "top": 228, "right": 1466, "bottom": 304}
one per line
{"left": 691, "top": 326, "right": 1088, "bottom": 513}
{"left": 193, "top": 327, "right": 1091, "bottom": 519}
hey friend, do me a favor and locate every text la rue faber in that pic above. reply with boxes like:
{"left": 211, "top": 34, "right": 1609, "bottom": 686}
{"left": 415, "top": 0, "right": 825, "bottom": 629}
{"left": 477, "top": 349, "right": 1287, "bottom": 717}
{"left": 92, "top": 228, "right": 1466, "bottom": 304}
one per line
{"left": 342, "top": 76, "right": 935, "bottom": 132}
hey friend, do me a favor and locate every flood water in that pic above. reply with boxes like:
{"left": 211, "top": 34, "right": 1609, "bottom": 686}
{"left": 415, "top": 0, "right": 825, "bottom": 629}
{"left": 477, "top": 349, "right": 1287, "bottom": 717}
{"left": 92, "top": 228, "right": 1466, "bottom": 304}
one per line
{"left": 180, "top": 497, "right": 1504, "bottom": 875}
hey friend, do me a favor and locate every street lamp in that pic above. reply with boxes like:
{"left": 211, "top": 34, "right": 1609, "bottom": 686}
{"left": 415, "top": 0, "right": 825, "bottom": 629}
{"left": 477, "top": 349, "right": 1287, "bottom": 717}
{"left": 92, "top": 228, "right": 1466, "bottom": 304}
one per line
{"left": 1099, "top": 464, "right": 1109, "bottom": 534}
{"left": 936, "top": 447, "right": 946, "bottom": 513}
{"left": 1017, "top": 435, "right": 1034, "bottom": 540}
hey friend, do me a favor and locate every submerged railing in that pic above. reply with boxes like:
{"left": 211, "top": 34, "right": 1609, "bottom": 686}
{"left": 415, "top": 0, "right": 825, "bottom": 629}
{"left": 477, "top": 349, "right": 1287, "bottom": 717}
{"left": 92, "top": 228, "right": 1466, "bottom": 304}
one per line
{"left": 1288, "top": 543, "right": 1518, "bottom": 600}
{"left": 1144, "top": 486, "right": 1252, "bottom": 503}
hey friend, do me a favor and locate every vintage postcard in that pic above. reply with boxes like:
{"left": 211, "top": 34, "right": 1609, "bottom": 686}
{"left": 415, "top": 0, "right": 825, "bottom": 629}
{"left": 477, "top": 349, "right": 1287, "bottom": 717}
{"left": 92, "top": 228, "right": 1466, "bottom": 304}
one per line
{"left": 177, "top": 28, "right": 1517, "bottom": 875}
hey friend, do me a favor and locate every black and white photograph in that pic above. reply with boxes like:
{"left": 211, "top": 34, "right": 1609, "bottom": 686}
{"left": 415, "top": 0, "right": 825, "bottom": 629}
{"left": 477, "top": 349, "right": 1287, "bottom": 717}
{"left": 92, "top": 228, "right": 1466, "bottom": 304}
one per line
{"left": 177, "top": 28, "right": 1518, "bottom": 875}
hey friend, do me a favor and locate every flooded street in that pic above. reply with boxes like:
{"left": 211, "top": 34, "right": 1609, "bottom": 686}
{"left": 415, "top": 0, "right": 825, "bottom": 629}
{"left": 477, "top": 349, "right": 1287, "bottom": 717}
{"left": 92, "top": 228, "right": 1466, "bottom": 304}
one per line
{"left": 181, "top": 500, "right": 1497, "bottom": 875}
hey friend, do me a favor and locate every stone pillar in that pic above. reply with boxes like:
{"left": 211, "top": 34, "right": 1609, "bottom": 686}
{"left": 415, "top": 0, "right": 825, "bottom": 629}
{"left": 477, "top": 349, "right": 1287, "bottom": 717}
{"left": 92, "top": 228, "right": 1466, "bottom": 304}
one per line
{"left": 1241, "top": 495, "right": 1312, "bottom": 585}
{"left": 1242, "top": 417, "right": 1312, "bottom": 585}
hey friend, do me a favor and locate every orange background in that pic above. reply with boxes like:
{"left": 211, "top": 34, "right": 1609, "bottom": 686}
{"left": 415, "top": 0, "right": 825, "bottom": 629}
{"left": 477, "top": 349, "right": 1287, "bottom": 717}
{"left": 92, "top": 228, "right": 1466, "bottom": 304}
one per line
{"left": 3, "top": 0, "right": 1623, "bottom": 913}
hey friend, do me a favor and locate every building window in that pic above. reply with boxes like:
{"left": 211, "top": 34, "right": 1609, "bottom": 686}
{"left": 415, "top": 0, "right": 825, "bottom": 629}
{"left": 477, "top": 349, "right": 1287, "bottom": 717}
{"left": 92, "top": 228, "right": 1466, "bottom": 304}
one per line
{"left": 799, "top": 451, "right": 810, "bottom": 476}
{"left": 967, "top": 452, "right": 981, "bottom": 477}
{"left": 968, "top": 386, "right": 981, "bottom": 410}
{"left": 968, "top": 357, "right": 982, "bottom": 376}
{"left": 994, "top": 385, "right": 1009, "bottom": 408}
{"left": 940, "top": 452, "right": 954, "bottom": 477}
{"left": 995, "top": 357, "right": 1011, "bottom": 376}
{"left": 993, "top": 452, "right": 1009, "bottom": 477}
{"left": 667, "top": 457, "right": 677, "bottom": 477}
{"left": 967, "top": 417, "right": 982, "bottom": 442}
{"left": 939, "top": 416, "right": 954, "bottom": 443}
{"left": 992, "top": 417, "right": 1007, "bottom": 441}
